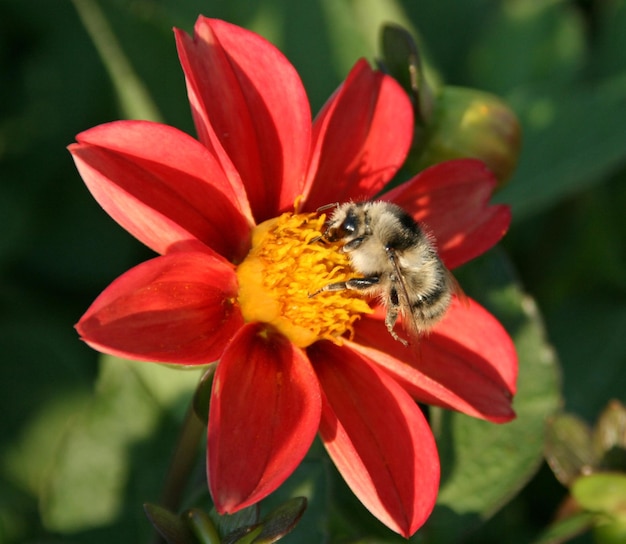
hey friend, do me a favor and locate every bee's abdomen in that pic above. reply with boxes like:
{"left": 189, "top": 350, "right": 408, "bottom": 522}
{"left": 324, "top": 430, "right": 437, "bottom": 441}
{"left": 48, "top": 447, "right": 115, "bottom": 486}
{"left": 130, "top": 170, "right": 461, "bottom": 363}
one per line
{"left": 410, "top": 283, "right": 452, "bottom": 325}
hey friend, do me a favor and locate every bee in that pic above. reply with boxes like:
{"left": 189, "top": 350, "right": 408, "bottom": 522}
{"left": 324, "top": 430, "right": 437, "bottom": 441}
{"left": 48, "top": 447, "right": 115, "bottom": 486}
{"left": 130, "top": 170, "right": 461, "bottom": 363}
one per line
{"left": 311, "top": 201, "right": 464, "bottom": 345}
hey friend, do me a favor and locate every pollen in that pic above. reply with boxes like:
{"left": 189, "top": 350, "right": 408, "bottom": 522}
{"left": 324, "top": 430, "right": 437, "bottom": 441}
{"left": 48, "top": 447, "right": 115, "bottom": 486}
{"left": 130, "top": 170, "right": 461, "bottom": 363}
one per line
{"left": 236, "top": 212, "right": 372, "bottom": 348}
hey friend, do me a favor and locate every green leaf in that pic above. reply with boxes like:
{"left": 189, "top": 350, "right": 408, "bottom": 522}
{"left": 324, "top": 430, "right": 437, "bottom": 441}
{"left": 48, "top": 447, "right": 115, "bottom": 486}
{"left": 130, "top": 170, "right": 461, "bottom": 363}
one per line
{"left": 40, "top": 356, "right": 200, "bottom": 536}
{"left": 254, "top": 497, "right": 308, "bottom": 543}
{"left": 498, "top": 77, "right": 626, "bottom": 221}
{"left": 231, "top": 526, "right": 263, "bottom": 544}
{"left": 218, "top": 500, "right": 307, "bottom": 544}
{"left": 546, "top": 297, "right": 626, "bottom": 422}
{"left": 215, "top": 504, "right": 260, "bottom": 542}
{"left": 379, "top": 23, "right": 435, "bottom": 125}
{"left": 260, "top": 440, "right": 331, "bottom": 543}
{"left": 590, "top": 0, "right": 626, "bottom": 80}
{"left": 424, "top": 248, "right": 561, "bottom": 543}
{"left": 469, "top": 0, "right": 586, "bottom": 94}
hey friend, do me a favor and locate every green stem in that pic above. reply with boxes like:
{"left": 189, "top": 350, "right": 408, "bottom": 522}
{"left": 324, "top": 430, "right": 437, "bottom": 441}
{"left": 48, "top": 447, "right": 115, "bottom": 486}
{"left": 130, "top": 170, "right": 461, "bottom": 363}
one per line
{"left": 71, "top": 0, "right": 163, "bottom": 122}
{"left": 151, "top": 400, "right": 205, "bottom": 544}
{"left": 161, "top": 402, "right": 205, "bottom": 511}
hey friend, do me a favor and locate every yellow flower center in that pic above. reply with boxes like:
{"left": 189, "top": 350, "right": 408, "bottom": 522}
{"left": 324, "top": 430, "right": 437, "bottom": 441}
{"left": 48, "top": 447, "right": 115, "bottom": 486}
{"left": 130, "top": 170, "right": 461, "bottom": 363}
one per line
{"left": 236, "top": 212, "right": 373, "bottom": 348}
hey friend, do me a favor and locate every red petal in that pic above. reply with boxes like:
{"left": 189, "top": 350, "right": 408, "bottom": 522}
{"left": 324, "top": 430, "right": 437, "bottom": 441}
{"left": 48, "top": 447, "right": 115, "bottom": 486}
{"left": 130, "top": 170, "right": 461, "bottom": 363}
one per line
{"left": 76, "top": 252, "right": 243, "bottom": 364}
{"left": 303, "top": 59, "right": 413, "bottom": 210}
{"left": 352, "top": 299, "right": 518, "bottom": 423}
{"left": 208, "top": 324, "right": 321, "bottom": 512}
{"left": 384, "top": 159, "right": 511, "bottom": 269}
{"left": 175, "top": 17, "right": 311, "bottom": 221}
{"left": 70, "top": 121, "right": 252, "bottom": 262}
{"left": 309, "top": 341, "right": 439, "bottom": 537}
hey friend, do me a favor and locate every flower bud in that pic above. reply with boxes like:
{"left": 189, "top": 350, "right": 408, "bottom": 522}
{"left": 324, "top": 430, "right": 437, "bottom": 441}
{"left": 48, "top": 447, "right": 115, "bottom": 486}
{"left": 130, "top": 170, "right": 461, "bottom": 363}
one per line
{"left": 409, "top": 86, "right": 521, "bottom": 186}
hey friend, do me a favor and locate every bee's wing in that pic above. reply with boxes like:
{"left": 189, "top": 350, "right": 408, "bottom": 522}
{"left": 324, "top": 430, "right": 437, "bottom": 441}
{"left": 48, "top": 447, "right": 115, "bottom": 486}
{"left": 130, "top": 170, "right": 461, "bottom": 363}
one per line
{"left": 386, "top": 248, "right": 422, "bottom": 343}
{"left": 388, "top": 250, "right": 467, "bottom": 344}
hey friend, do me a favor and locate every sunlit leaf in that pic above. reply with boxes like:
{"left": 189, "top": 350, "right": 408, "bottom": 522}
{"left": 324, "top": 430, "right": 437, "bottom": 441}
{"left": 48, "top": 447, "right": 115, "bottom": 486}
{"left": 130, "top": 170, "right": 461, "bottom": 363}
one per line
{"left": 41, "top": 356, "right": 200, "bottom": 535}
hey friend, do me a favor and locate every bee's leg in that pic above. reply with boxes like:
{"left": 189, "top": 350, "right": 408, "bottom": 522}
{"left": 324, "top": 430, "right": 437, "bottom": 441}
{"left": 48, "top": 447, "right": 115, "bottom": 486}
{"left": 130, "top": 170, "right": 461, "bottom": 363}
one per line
{"left": 386, "top": 287, "right": 408, "bottom": 346}
{"left": 309, "top": 276, "right": 379, "bottom": 297}
{"left": 341, "top": 237, "right": 366, "bottom": 252}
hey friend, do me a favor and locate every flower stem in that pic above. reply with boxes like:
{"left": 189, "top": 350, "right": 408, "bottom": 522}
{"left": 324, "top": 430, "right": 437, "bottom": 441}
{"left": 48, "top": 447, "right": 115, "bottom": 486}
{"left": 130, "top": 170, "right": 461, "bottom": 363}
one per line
{"left": 162, "top": 402, "right": 205, "bottom": 510}
{"left": 71, "top": 0, "right": 163, "bottom": 122}
{"left": 150, "top": 399, "right": 205, "bottom": 544}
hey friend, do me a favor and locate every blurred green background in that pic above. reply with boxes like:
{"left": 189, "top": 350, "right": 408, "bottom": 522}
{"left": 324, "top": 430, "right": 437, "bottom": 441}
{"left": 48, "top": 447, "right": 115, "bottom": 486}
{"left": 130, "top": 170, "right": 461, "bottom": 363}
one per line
{"left": 1, "top": 0, "right": 625, "bottom": 542}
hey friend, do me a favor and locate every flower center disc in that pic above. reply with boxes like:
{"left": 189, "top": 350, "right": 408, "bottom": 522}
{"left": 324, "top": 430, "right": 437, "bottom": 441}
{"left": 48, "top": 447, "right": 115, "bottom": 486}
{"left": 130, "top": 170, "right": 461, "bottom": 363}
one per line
{"left": 236, "top": 212, "right": 373, "bottom": 348}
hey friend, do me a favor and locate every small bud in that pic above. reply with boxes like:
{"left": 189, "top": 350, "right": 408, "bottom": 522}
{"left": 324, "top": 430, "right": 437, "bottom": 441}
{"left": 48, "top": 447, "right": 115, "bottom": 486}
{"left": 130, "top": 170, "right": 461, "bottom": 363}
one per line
{"left": 144, "top": 503, "right": 198, "bottom": 544}
{"left": 572, "top": 473, "right": 626, "bottom": 524}
{"left": 409, "top": 86, "right": 521, "bottom": 186}
{"left": 545, "top": 413, "right": 597, "bottom": 487}
{"left": 185, "top": 508, "right": 222, "bottom": 544}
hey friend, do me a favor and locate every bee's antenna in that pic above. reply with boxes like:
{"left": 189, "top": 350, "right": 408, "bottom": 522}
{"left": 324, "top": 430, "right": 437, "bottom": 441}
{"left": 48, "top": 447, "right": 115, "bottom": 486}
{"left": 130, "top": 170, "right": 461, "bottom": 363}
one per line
{"left": 316, "top": 202, "right": 339, "bottom": 212}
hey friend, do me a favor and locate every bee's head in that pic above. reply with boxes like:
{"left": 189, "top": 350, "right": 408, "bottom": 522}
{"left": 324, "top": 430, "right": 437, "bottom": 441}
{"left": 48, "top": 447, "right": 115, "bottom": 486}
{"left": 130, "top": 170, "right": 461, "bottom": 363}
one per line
{"left": 322, "top": 204, "right": 362, "bottom": 242}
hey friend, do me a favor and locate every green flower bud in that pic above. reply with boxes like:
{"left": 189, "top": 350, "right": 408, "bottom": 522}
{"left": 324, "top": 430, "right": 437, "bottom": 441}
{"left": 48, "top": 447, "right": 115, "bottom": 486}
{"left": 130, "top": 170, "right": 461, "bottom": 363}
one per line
{"left": 410, "top": 86, "right": 521, "bottom": 186}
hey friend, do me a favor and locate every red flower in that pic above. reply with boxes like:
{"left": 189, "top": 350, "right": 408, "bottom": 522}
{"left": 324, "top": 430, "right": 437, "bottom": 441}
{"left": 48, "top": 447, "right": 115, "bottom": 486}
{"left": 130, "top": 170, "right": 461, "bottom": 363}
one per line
{"left": 70, "top": 17, "right": 517, "bottom": 537}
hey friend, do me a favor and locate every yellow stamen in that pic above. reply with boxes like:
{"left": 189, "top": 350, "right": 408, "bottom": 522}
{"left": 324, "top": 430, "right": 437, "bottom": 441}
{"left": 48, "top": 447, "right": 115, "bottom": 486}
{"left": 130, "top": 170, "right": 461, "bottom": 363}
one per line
{"left": 236, "top": 212, "right": 373, "bottom": 348}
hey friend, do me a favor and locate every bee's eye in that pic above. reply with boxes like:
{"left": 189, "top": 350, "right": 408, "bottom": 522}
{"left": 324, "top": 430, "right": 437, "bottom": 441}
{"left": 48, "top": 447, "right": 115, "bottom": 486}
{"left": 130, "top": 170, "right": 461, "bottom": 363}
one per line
{"left": 341, "top": 211, "right": 359, "bottom": 235}
{"left": 324, "top": 209, "right": 360, "bottom": 241}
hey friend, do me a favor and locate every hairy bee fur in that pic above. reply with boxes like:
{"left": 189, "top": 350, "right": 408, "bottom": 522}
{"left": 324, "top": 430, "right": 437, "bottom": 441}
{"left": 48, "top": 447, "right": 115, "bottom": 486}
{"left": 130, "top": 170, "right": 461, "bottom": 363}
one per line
{"left": 311, "top": 201, "right": 461, "bottom": 345}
